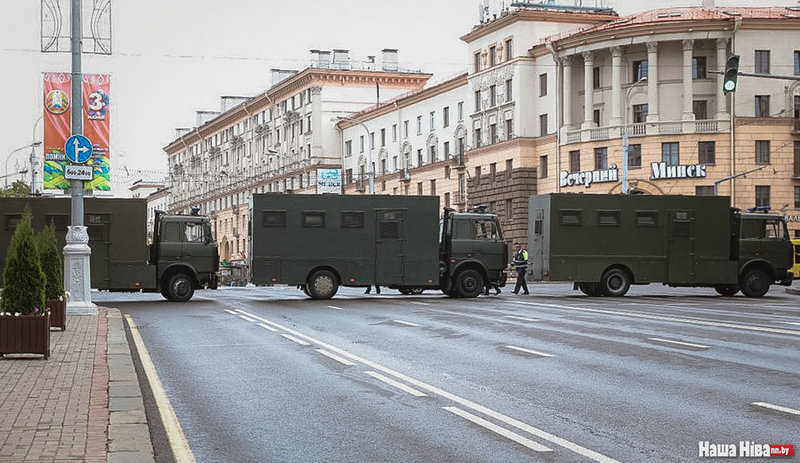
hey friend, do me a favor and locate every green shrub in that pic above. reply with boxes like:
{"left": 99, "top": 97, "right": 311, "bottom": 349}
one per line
{"left": 37, "top": 222, "right": 64, "bottom": 300}
{"left": 1, "top": 209, "right": 45, "bottom": 315}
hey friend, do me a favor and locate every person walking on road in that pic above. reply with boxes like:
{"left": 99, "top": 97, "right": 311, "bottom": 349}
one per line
{"left": 511, "top": 242, "right": 529, "bottom": 295}
{"left": 365, "top": 285, "right": 381, "bottom": 295}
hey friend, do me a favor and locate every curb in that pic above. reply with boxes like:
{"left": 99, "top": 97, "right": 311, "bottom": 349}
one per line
{"left": 105, "top": 308, "right": 155, "bottom": 463}
{"left": 785, "top": 287, "right": 800, "bottom": 296}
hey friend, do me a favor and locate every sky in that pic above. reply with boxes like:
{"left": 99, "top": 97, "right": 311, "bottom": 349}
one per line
{"left": 0, "top": 0, "right": 794, "bottom": 195}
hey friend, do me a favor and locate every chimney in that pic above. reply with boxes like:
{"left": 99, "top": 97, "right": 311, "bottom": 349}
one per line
{"left": 701, "top": 0, "right": 715, "bottom": 7}
{"left": 382, "top": 49, "right": 399, "bottom": 72}
{"left": 332, "top": 49, "right": 350, "bottom": 69}
{"left": 220, "top": 96, "right": 250, "bottom": 112}
{"left": 270, "top": 69, "right": 298, "bottom": 86}
{"left": 175, "top": 128, "right": 192, "bottom": 139}
{"left": 196, "top": 111, "right": 219, "bottom": 126}
{"left": 309, "top": 49, "right": 320, "bottom": 67}
{"left": 318, "top": 50, "right": 331, "bottom": 68}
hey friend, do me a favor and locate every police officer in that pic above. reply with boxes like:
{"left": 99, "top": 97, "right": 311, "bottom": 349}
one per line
{"left": 511, "top": 242, "right": 529, "bottom": 295}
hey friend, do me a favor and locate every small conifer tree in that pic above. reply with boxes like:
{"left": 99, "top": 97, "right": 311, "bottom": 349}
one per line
{"left": 1, "top": 210, "right": 45, "bottom": 315}
{"left": 37, "top": 222, "right": 64, "bottom": 300}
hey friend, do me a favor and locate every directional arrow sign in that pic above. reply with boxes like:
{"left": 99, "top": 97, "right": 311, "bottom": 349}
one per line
{"left": 65, "top": 135, "right": 93, "bottom": 164}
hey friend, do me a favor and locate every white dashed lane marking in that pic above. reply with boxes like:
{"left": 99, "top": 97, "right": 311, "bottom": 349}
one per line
{"left": 504, "top": 316, "right": 539, "bottom": 322}
{"left": 316, "top": 349, "right": 356, "bottom": 366}
{"left": 280, "top": 333, "right": 311, "bottom": 346}
{"left": 444, "top": 406, "right": 552, "bottom": 452}
{"left": 648, "top": 338, "right": 710, "bottom": 349}
{"left": 365, "top": 371, "right": 427, "bottom": 397}
{"left": 392, "top": 320, "right": 421, "bottom": 327}
{"left": 504, "top": 346, "right": 553, "bottom": 358}
{"left": 750, "top": 402, "right": 800, "bottom": 416}
{"left": 257, "top": 323, "right": 278, "bottom": 332}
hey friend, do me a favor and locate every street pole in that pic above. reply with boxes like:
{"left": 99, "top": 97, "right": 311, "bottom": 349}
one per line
{"left": 30, "top": 116, "right": 43, "bottom": 194}
{"left": 336, "top": 116, "right": 374, "bottom": 194}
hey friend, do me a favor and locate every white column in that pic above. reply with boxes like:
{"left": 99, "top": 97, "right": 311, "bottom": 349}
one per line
{"left": 610, "top": 46, "right": 623, "bottom": 126}
{"left": 63, "top": 226, "right": 96, "bottom": 314}
{"left": 682, "top": 39, "right": 695, "bottom": 120}
{"left": 582, "top": 51, "right": 595, "bottom": 129}
{"left": 716, "top": 38, "right": 729, "bottom": 120}
{"left": 646, "top": 42, "right": 659, "bottom": 122}
{"left": 562, "top": 56, "right": 573, "bottom": 129}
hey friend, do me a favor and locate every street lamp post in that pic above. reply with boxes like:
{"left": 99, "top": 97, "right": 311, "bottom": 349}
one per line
{"left": 5, "top": 142, "right": 41, "bottom": 188}
{"left": 622, "top": 76, "right": 647, "bottom": 194}
{"left": 31, "top": 116, "right": 43, "bottom": 194}
{"left": 334, "top": 116, "right": 374, "bottom": 194}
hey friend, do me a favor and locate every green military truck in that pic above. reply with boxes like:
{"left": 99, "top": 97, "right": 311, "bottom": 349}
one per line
{"left": 0, "top": 197, "right": 218, "bottom": 302}
{"left": 528, "top": 194, "right": 793, "bottom": 297}
{"left": 248, "top": 193, "right": 507, "bottom": 299}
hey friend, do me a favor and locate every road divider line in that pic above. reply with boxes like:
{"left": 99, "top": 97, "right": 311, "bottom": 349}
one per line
{"left": 124, "top": 315, "right": 196, "bottom": 463}
{"left": 238, "top": 315, "right": 256, "bottom": 323}
{"left": 392, "top": 320, "right": 421, "bottom": 327}
{"left": 443, "top": 406, "right": 552, "bottom": 452}
{"left": 782, "top": 322, "right": 800, "bottom": 326}
{"left": 257, "top": 323, "right": 278, "bottom": 332}
{"left": 235, "top": 309, "right": 620, "bottom": 463}
{"left": 280, "top": 333, "right": 310, "bottom": 346}
{"left": 316, "top": 349, "right": 356, "bottom": 366}
{"left": 409, "top": 301, "right": 431, "bottom": 306}
{"left": 516, "top": 301, "right": 800, "bottom": 337}
{"left": 365, "top": 371, "right": 427, "bottom": 397}
{"left": 750, "top": 402, "right": 800, "bottom": 416}
{"left": 327, "top": 305, "right": 344, "bottom": 310}
{"left": 224, "top": 309, "right": 237, "bottom": 315}
{"left": 648, "top": 337, "right": 710, "bottom": 349}
{"left": 504, "top": 346, "right": 553, "bottom": 358}
{"left": 504, "top": 316, "right": 539, "bottom": 322}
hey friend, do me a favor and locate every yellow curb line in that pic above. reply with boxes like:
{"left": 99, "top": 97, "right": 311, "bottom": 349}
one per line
{"left": 124, "top": 314, "right": 196, "bottom": 463}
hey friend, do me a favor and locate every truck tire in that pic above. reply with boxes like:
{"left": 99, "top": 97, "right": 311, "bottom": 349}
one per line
{"left": 308, "top": 270, "right": 338, "bottom": 300}
{"left": 600, "top": 268, "right": 630, "bottom": 297}
{"left": 165, "top": 273, "right": 194, "bottom": 302}
{"left": 578, "top": 282, "right": 603, "bottom": 297}
{"left": 455, "top": 269, "right": 484, "bottom": 298}
{"left": 301, "top": 285, "right": 311, "bottom": 298}
{"left": 714, "top": 285, "right": 739, "bottom": 297}
{"left": 739, "top": 269, "right": 770, "bottom": 298}
{"left": 409, "top": 288, "right": 425, "bottom": 295}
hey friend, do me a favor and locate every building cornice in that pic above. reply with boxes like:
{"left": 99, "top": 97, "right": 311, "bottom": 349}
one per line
{"left": 469, "top": 135, "right": 557, "bottom": 156}
{"left": 460, "top": 9, "right": 617, "bottom": 43}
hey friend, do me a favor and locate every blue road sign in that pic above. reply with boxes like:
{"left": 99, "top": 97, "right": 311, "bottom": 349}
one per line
{"left": 65, "top": 135, "right": 93, "bottom": 164}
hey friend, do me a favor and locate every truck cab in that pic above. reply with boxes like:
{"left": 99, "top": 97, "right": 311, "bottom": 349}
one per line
{"left": 732, "top": 211, "right": 793, "bottom": 296}
{"left": 151, "top": 211, "right": 219, "bottom": 301}
{"left": 440, "top": 208, "right": 508, "bottom": 297}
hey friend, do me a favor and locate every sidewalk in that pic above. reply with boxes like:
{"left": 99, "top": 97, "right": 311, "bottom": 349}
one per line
{"left": 0, "top": 308, "right": 154, "bottom": 463}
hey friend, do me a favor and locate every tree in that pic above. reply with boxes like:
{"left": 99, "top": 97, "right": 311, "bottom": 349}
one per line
{"left": 0, "top": 180, "right": 31, "bottom": 198}
{"left": 37, "top": 222, "right": 64, "bottom": 300}
{"left": 1, "top": 209, "right": 45, "bottom": 315}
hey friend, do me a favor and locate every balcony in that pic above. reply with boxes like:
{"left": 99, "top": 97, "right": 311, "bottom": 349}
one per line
{"left": 355, "top": 174, "right": 367, "bottom": 192}
{"left": 232, "top": 227, "right": 240, "bottom": 237}
{"left": 451, "top": 153, "right": 466, "bottom": 169}
{"left": 452, "top": 190, "right": 466, "bottom": 205}
{"left": 563, "top": 119, "right": 731, "bottom": 145}
{"left": 400, "top": 168, "right": 411, "bottom": 182}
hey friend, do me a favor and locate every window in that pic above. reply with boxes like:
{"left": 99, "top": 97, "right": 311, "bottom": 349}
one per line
{"left": 540, "top": 155, "right": 548, "bottom": 178}
{"left": 380, "top": 128, "right": 385, "bottom": 147}
{"left": 416, "top": 116, "right": 422, "bottom": 134}
{"left": 635, "top": 210, "right": 658, "bottom": 227}
{"left": 505, "top": 198, "right": 513, "bottom": 221}
{"left": 628, "top": 144, "right": 642, "bottom": 168}
{"left": 369, "top": 132, "right": 375, "bottom": 149}
{"left": 692, "top": 56, "right": 707, "bottom": 79}
{"left": 698, "top": 141, "right": 715, "bottom": 164}
{"left": 392, "top": 124, "right": 397, "bottom": 142}
{"left": 795, "top": 186, "right": 800, "bottom": 208}
{"left": 506, "top": 159, "right": 513, "bottom": 172}
{"left": 693, "top": 100, "right": 708, "bottom": 120}
{"left": 540, "top": 114, "right": 548, "bottom": 135}
{"left": 569, "top": 150, "right": 580, "bottom": 173}
{"left": 505, "top": 38, "right": 513, "bottom": 60}
{"left": 417, "top": 149, "right": 423, "bottom": 166}
{"left": 430, "top": 180, "right": 436, "bottom": 196}
{"left": 593, "top": 109, "right": 601, "bottom": 126}
{"left": 594, "top": 147, "right": 608, "bottom": 170}
{"left": 598, "top": 210, "right": 620, "bottom": 227}
{"left": 489, "top": 45, "right": 497, "bottom": 67}
{"left": 592, "top": 67, "right": 601, "bottom": 89}
{"left": 490, "top": 85, "right": 497, "bottom": 107}
{"left": 443, "top": 141, "right": 450, "bottom": 159}
{"left": 795, "top": 141, "right": 800, "bottom": 177}
{"left": 795, "top": 51, "right": 800, "bottom": 75}
{"left": 755, "top": 140, "right": 770, "bottom": 164}
{"left": 474, "top": 52, "right": 481, "bottom": 72}
{"left": 359, "top": 135, "right": 364, "bottom": 153}
{"left": 445, "top": 165, "right": 451, "bottom": 179}
{"left": 345, "top": 140, "right": 352, "bottom": 156}
{"left": 444, "top": 192, "right": 450, "bottom": 208}
{"left": 475, "top": 219, "right": 500, "bottom": 240}
{"left": 403, "top": 120, "right": 409, "bottom": 138}
{"left": 559, "top": 209, "right": 582, "bottom": 226}
{"left": 633, "top": 104, "right": 648, "bottom": 123}
{"left": 755, "top": 95, "right": 770, "bottom": 117}
{"left": 539, "top": 73, "right": 547, "bottom": 97}
{"left": 458, "top": 102, "right": 464, "bottom": 121}
{"left": 475, "top": 166, "right": 481, "bottom": 181}
{"left": 341, "top": 211, "right": 364, "bottom": 228}
{"left": 429, "top": 111, "right": 435, "bottom": 131}
{"left": 417, "top": 182, "right": 423, "bottom": 195}
{"left": 490, "top": 123, "right": 497, "bottom": 144}
{"left": 662, "top": 142, "right": 679, "bottom": 165}
{"left": 263, "top": 210, "right": 286, "bottom": 227}
{"left": 505, "top": 78, "right": 513, "bottom": 101}
{"left": 380, "top": 221, "right": 400, "bottom": 238}
{"left": 475, "top": 90, "right": 482, "bottom": 112}
{"left": 755, "top": 50, "right": 770, "bottom": 74}
{"left": 490, "top": 163, "right": 496, "bottom": 181}
{"left": 755, "top": 185, "right": 771, "bottom": 208}
{"left": 505, "top": 119, "right": 512, "bottom": 139}
{"left": 696, "top": 186, "right": 715, "bottom": 196}
{"left": 443, "top": 107, "right": 450, "bottom": 128}
{"left": 633, "top": 60, "right": 648, "bottom": 81}
{"left": 474, "top": 128, "right": 482, "bottom": 148}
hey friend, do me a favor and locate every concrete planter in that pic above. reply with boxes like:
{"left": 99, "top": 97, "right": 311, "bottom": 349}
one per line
{"left": 0, "top": 312, "right": 50, "bottom": 359}
{"left": 46, "top": 297, "right": 66, "bottom": 331}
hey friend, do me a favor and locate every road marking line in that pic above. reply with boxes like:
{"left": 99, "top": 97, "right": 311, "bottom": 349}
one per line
{"left": 782, "top": 322, "right": 800, "bottom": 326}
{"left": 443, "top": 406, "right": 552, "bottom": 452}
{"left": 124, "top": 315, "right": 196, "bottom": 463}
{"left": 365, "top": 371, "right": 427, "bottom": 397}
{"left": 316, "top": 349, "right": 355, "bottom": 366}
{"left": 648, "top": 337, "right": 710, "bottom": 349}
{"left": 409, "top": 301, "right": 431, "bottom": 306}
{"left": 280, "top": 333, "right": 310, "bottom": 346}
{"left": 750, "top": 402, "right": 800, "bottom": 416}
{"left": 235, "top": 309, "right": 618, "bottom": 463}
{"left": 392, "top": 320, "right": 420, "bottom": 327}
{"left": 327, "top": 305, "right": 344, "bottom": 310}
{"left": 238, "top": 315, "right": 256, "bottom": 322}
{"left": 504, "top": 316, "right": 539, "bottom": 322}
{"left": 504, "top": 346, "right": 553, "bottom": 358}
{"left": 515, "top": 301, "right": 800, "bottom": 337}
{"left": 257, "top": 323, "right": 278, "bottom": 332}
{"left": 224, "top": 309, "right": 237, "bottom": 315}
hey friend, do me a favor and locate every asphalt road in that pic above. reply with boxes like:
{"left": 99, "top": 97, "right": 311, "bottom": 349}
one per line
{"left": 98, "top": 283, "right": 800, "bottom": 463}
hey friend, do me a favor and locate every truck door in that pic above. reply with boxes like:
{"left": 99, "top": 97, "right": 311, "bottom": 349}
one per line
{"left": 530, "top": 209, "right": 545, "bottom": 279}
{"left": 182, "top": 221, "right": 216, "bottom": 279}
{"left": 473, "top": 217, "right": 505, "bottom": 273}
{"left": 376, "top": 210, "right": 405, "bottom": 285}
{"left": 667, "top": 209, "right": 695, "bottom": 284}
{"left": 86, "top": 214, "right": 111, "bottom": 289}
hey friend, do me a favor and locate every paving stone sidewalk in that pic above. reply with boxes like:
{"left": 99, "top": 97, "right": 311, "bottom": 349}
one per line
{"left": 0, "top": 308, "right": 154, "bottom": 463}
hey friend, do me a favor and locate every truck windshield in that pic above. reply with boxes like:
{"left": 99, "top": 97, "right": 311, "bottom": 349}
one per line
{"left": 742, "top": 218, "right": 788, "bottom": 240}
{"left": 475, "top": 219, "right": 502, "bottom": 241}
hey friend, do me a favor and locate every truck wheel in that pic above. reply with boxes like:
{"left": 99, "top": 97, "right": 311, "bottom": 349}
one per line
{"left": 165, "top": 273, "right": 194, "bottom": 302}
{"left": 714, "top": 285, "right": 739, "bottom": 297}
{"left": 308, "top": 270, "right": 338, "bottom": 300}
{"left": 398, "top": 287, "right": 412, "bottom": 295}
{"left": 455, "top": 269, "right": 484, "bottom": 298}
{"left": 600, "top": 268, "right": 630, "bottom": 297}
{"left": 578, "top": 283, "right": 603, "bottom": 297}
{"left": 409, "top": 288, "right": 425, "bottom": 295}
{"left": 740, "top": 269, "right": 770, "bottom": 298}
{"left": 301, "top": 285, "right": 311, "bottom": 298}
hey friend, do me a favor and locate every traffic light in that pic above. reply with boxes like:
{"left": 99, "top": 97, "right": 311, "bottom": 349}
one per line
{"left": 723, "top": 54, "right": 740, "bottom": 95}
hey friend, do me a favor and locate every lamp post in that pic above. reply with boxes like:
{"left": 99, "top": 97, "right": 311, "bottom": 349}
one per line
{"left": 622, "top": 76, "right": 647, "bottom": 194}
{"left": 334, "top": 115, "right": 374, "bottom": 194}
{"left": 31, "top": 116, "right": 43, "bottom": 194}
{"left": 5, "top": 142, "right": 41, "bottom": 188}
